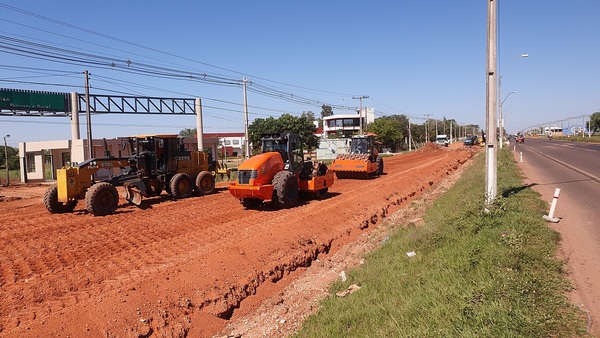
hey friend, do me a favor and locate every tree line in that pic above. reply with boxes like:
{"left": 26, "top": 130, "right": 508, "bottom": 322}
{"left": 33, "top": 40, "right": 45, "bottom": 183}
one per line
{"left": 179, "top": 104, "right": 483, "bottom": 153}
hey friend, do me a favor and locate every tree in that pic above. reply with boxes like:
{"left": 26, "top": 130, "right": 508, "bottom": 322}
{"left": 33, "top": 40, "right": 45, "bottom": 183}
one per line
{"left": 1, "top": 145, "right": 18, "bottom": 170}
{"left": 367, "top": 115, "right": 408, "bottom": 151}
{"left": 320, "top": 105, "right": 333, "bottom": 118}
{"left": 248, "top": 114, "right": 317, "bottom": 152}
{"left": 179, "top": 128, "right": 197, "bottom": 138}
{"left": 590, "top": 112, "right": 600, "bottom": 133}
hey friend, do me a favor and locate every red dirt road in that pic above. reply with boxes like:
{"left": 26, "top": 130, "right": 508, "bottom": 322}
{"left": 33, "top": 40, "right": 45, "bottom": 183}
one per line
{"left": 0, "top": 145, "right": 475, "bottom": 337}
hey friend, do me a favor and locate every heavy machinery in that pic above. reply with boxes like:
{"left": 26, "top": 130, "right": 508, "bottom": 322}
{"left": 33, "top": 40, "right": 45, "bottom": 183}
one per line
{"left": 331, "top": 134, "right": 383, "bottom": 179}
{"left": 43, "top": 134, "right": 216, "bottom": 216}
{"left": 228, "top": 132, "right": 334, "bottom": 208}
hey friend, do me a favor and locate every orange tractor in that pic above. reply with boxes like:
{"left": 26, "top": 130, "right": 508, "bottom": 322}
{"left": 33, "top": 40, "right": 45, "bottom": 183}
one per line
{"left": 331, "top": 134, "right": 384, "bottom": 179}
{"left": 228, "top": 132, "right": 334, "bottom": 208}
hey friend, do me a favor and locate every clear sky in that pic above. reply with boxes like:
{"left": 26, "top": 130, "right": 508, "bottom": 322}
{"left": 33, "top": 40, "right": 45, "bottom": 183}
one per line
{"left": 1, "top": 1, "right": 599, "bottom": 147}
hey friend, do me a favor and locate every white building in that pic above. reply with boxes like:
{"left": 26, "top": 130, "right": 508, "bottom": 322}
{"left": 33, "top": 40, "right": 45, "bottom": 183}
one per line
{"left": 322, "top": 107, "right": 375, "bottom": 138}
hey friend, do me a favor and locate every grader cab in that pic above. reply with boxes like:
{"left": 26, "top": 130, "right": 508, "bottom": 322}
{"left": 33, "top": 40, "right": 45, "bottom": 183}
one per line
{"left": 44, "top": 134, "right": 216, "bottom": 216}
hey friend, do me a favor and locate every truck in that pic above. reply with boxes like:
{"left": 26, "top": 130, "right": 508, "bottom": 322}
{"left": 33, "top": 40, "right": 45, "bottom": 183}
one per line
{"left": 228, "top": 132, "right": 334, "bottom": 208}
{"left": 435, "top": 134, "right": 449, "bottom": 147}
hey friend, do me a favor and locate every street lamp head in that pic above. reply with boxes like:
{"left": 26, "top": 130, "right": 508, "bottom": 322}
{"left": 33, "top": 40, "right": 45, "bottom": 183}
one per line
{"left": 5, "top": 134, "right": 9, "bottom": 138}
{"left": 521, "top": 53, "right": 529, "bottom": 58}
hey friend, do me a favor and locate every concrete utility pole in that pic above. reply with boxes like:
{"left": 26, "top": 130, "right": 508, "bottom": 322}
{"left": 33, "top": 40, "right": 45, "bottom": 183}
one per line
{"left": 424, "top": 114, "right": 432, "bottom": 142}
{"left": 408, "top": 118, "right": 412, "bottom": 151}
{"left": 84, "top": 70, "right": 93, "bottom": 159}
{"left": 485, "top": 0, "right": 498, "bottom": 205}
{"left": 242, "top": 78, "right": 250, "bottom": 159}
{"left": 353, "top": 95, "right": 368, "bottom": 134}
{"left": 3, "top": 134, "right": 9, "bottom": 186}
{"left": 195, "top": 98, "right": 204, "bottom": 151}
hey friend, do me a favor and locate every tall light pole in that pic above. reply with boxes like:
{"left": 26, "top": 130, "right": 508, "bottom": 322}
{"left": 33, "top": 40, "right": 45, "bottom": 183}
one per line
{"left": 500, "top": 91, "right": 518, "bottom": 141}
{"left": 353, "top": 96, "right": 369, "bottom": 134}
{"left": 498, "top": 53, "right": 528, "bottom": 148}
{"left": 3, "top": 134, "right": 9, "bottom": 186}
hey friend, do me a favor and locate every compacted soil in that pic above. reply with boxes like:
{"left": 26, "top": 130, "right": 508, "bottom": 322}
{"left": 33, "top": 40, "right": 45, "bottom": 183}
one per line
{"left": 0, "top": 144, "right": 475, "bottom": 337}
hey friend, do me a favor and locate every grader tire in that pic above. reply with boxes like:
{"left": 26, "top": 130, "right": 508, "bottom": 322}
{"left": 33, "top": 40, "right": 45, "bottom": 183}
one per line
{"left": 170, "top": 173, "right": 193, "bottom": 199}
{"left": 272, "top": 171, "right": 298, "bottom": 208}
{"left": 85, "top": 182, "right": 119, "bottom": 216}
{"left": 43, "top": 184, "right": 77, "bottom": 214}
{"left": 195, "top": 171, "right": 215, "bottom": 195}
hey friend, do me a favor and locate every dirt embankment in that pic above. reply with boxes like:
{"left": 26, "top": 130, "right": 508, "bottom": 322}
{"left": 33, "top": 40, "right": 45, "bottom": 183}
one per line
{"left": 0, "top": 144, "right": 476, "bottom": 337}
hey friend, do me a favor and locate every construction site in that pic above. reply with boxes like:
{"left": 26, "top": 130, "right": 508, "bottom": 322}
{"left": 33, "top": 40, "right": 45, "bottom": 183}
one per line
{"left": 0, "top": 143, "right": 476, "bottom": 337}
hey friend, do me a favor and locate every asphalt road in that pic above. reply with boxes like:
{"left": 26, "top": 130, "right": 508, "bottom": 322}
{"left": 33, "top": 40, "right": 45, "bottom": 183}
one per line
{"left": 513, "top": 137, "right": 600, "bottom": 334}
{"left": 514, "top": 137, "right": 600, "bottom": 225}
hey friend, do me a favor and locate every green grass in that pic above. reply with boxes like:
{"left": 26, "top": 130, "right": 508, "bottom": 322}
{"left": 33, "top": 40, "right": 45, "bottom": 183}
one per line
{"left": 295, "top": 149, "right": 589, "bottom": 337}
{"left": 551, "top": 135, "right": 600, "bottom": 143}
{"left": 0, "top": 169, "right": 20, "bottom": 185}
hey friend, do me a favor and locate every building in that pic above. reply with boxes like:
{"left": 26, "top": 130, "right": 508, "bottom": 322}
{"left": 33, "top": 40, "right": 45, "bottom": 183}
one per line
{"left": 203, "top": 132, "right": 246, "bottom": 158}
{"left": 322, "top": 107, "right": 375, "bottom": 138}
{"left": 543, "top": 127, "right": 563, "bottom": 137}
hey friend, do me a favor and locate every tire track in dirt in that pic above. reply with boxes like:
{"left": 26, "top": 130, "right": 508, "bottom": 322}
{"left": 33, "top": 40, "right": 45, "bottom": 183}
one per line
{"left": 0, "top": 146, "right": 476, "bottom": 337}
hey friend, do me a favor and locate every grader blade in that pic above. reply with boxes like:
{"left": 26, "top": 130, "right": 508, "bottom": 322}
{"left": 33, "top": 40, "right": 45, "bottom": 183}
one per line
{"left": 123, "top": 180, "right": 146, "bottom": 206}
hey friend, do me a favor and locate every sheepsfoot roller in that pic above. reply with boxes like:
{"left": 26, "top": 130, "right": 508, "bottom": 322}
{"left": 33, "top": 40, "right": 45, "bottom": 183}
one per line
{"left": 228, "top": 133, "right": 334, "bottom": 209}
{"left": 331, "top": 134, "right": 384, "bottom": 179}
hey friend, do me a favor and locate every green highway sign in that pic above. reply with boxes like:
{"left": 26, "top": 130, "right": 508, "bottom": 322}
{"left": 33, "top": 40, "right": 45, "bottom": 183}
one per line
{"left": 0, "top": 89, "right": 68, "bottom": 111}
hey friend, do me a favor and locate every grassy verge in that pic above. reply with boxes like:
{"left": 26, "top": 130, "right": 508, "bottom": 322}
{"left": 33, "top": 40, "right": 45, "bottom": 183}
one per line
{"left": 295, "top": 149, "right": 588, "bottom": 337}
{"left": 541, "top": 135, "right": 600, "bottom": 143}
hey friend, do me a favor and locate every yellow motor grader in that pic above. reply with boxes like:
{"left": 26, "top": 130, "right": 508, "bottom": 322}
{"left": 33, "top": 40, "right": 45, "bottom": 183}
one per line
{"left": 43, "top": 134, "right": 216, "bottom": 216}
{"left": 331, "top": 134, "right": 384, "bottom": 179}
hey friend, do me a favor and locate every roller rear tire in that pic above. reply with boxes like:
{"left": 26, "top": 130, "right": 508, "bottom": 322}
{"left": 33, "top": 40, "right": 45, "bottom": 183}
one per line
{"left": 272, "top": 171, "right": 298, "bottom": 208}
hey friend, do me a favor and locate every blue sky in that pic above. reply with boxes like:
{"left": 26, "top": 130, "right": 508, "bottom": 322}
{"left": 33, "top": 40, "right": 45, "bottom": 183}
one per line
{"left": 1, "top": 1, "right": 599, "bottom": 146}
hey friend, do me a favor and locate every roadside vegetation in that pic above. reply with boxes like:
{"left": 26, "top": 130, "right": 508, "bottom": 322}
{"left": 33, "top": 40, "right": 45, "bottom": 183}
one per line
{"left": 551, "top": 135, "right": 600, "bottom": 143}
{"left": 295, "top": 149, "right": 589, "bottom": 337}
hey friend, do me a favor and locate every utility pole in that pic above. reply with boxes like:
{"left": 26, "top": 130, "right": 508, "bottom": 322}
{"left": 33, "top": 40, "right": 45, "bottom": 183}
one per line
{"left": 84, "top": 70, "right": 93, "bottom": 159}
{"left": 408, "top": 118, "right": 412, "bottom": 151}
{"left": 242, "top": 78, "right": 250, "bottom": 159}
{"left": 424, "top": 114, "right": 432, "bottom": 142}
{"left": 3, "top": 134, "right": 9, "bottom": 186}
{"left": 353, "top": 95, "right": 368, "bottom": 134}
{"left": 435, "top": 119, "right": 438, "bottom": 137}
{"left": 485, "top": 0, "right": 498, "bottom": 205}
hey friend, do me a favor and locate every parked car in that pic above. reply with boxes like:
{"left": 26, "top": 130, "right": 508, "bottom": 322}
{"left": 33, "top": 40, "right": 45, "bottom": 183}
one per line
{"left": 463, "top": 137, "right": 474, "bottom": 147}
